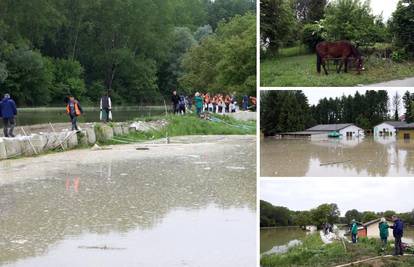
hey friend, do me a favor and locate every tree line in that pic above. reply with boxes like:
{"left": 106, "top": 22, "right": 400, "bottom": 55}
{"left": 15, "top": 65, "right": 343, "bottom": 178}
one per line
{"left": 260, "top": 200, "right": 414, "bottom": 228}
{"left": 261, "top": 90, "right": 414, "bottom": 136}
{"left": 0, "top": 0, "right": 256, "bottom": 106}
{"left": 260, "top": 0, "right": 414, "bottom": 59}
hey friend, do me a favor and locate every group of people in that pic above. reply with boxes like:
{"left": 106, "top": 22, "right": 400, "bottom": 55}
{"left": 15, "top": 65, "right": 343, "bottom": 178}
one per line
{"left": 0, "top": 92, "right": 113, "bottom": 138}
{"left": 171, "top": 90, "right": 255, "bottom": 116}
{"left": 350, "top": 215, "right": 405, "bottom": 256}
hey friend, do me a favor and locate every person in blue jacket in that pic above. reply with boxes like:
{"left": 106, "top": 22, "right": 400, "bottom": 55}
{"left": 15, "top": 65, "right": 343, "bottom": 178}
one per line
{"left": 0, "top": 93, "right": 17, "bottom": 137}
{"left": 390, "top": 215, "right": 404, "bottom": 256}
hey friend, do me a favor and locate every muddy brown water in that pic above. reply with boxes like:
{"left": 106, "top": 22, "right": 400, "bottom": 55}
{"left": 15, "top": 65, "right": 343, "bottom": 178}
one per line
{"left": 261, "top": 137, "right": 414, "bottom": 177}
{"left": 0, "top": 135, "right": 256, "bottom": 267}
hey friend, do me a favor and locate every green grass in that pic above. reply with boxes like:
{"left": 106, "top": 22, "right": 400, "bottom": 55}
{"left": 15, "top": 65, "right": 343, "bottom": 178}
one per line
{"left": 101, "top": 114, "right": 256, "bottom": 145}
{"left": 261, "top": 54, "right": 414, "bottom": 86}
{"left": 261, "top": 235, "right": 414, "bottom": 267}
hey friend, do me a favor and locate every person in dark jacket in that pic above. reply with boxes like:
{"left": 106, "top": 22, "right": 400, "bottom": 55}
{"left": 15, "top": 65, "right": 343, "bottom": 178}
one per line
{"left": 390, "top": 215, "right": 404, "bottom": 256}
{"left": 0, "top": 93, "right": 17, "bottom": 137}
{"left": 100, "top": 91, "right": 112, "bottom": 123}
{"left": 66, "top": 96, "right": 83, "bottom": 131}
{"left": 171, "top": 90, "right": 179, "bottom": 114}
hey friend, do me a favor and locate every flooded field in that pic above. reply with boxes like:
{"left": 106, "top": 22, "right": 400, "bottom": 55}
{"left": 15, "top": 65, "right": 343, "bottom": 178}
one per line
{"left": 261, "top": 226, "right": 414, "bottom": 255}
{"left": 261, "top": 137, "right": 414, "bottom": 177}
{"left": 0, "top": 135, "right": 256, "bottom": 267}
{"left": 260, "top": 227, "right": 307, "bottom": 254}
{"left": 3, "top": 106, "right": 166, "bottom": 126}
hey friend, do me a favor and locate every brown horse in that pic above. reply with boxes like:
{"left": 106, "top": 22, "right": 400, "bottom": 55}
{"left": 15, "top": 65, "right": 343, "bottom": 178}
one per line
{"left": 316, "top": 41, "right": 363, "bottom": 75}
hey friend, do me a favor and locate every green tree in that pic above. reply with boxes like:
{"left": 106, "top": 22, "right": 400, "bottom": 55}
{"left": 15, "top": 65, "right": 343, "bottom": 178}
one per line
{"left": 322, "top": 0, "right": 385, "bottom": 46}
{"left": 403, "top": 91, "right": 414, "bottom": 123}
{"left": 260, "top": 0, "right": 296, "bottom": 55}
{"left": 390, "top": 0, "right": 414, "bottom": 55}
{"left": 180, "top": 13, "right": 256, "bottom": 96}
{"left": 345, "top": 209, "right": 362, "bottom": 223}
{"left": 311, "top": 203, "right": 340, "bottom": 227}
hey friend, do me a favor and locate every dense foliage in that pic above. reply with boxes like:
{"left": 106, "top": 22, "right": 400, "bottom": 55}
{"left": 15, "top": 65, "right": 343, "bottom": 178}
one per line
{"left": 260, "top": 200, "right": 414, "bottom": 228}
{"left": 261, "top": 0, "right": 410, "bottom": 58}
{"left": 260, "top": 90, "right": 394, "bottom": 135}
{"left": 0, "top": 0, "right": 256, "bottom": 106}
{"left": 180, "top": 13, "right": 256, "bottom": 97}
{"left": 260, "top": 90, "right": 315, "bottom": 136}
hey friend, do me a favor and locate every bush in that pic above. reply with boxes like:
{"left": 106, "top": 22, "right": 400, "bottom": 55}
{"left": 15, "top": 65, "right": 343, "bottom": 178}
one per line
{"left": 302, "top": 23, "right": 324, "bottom": 52}
{"left": 392, "top": 49, "right": 408, "bottom": 63}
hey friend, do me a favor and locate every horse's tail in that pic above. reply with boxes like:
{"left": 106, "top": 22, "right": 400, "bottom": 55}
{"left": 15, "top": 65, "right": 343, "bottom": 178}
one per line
{"left": 316, "top": 52, "right": 322, "bottom": 73}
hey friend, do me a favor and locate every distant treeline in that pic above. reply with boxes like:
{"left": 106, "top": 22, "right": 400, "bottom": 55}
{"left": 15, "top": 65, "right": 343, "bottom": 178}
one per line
{"left": 0, "top": 0, "right": 256, "bottom": 106}
{"left": 260, "top": 200, "right": 414, "bottom": 228}
{"left": 261, "top": 90, "right": 414, "bottom": 136}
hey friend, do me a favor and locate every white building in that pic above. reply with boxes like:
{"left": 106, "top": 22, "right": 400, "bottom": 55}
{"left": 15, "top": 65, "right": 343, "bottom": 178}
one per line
{"left": 374, "top": 121, "right": 407, "bottom": 137}
{"left": 306, "top": 123, "right": 365, "bottom": 138}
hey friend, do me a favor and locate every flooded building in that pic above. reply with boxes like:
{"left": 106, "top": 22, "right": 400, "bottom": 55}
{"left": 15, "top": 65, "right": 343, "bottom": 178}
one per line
{"left": 358, "top": 218, "right": 394, "bottom": 240}
{"left": 374, "top": 121, "right": 407, "bottom": 137}
{"left": 396, "top": 123, "right": 414, "bottom": 139}
{"left": 306, "top": 124, "right": 364, "bottom": 138}
{"left": 277, "top": 124, "right": 364, "bottom": 140}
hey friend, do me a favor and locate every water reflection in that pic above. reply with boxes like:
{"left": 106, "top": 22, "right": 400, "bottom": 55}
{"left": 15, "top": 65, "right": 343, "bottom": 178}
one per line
{"left": 0, "top": 136, "right": 256, "bottom": 266}
{"left": 261, "top": 137, "right": 414, "bottom": 176}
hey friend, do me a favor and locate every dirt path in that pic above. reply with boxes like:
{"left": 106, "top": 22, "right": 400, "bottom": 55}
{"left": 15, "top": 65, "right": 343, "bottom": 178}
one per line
{"left": 367, "top": 77, "right": 414, "bottom": 87}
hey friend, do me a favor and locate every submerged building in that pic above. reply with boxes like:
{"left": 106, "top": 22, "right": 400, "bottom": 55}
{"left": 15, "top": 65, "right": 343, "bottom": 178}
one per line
{"left": 277, "top": 124, "right": 364, "bottom": 140}
{"left": 374, "top": 121, "right": 408, "bottom": 137}
{"left": 395, "top": 123, "right": 414, "bottom": 139}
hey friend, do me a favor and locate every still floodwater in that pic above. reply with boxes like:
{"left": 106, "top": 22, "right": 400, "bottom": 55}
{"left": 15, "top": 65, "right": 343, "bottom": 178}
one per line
{"left": 0, "top": 136, "right": 256, "bottom": 266}
{"left": 261, "top": 137, "right": 414, "bottom": 177}
{"left": 261, "top": 226, "right": 414, "bottom": 255}
{"left": 9, "top": 106, "right": 166, "bottom": 126}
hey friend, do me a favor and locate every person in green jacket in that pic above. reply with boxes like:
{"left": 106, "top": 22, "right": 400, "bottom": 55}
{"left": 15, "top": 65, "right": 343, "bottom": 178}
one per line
{"left": 194, "top": 92, "right": 203, "bottom": 116}
{"left": 351, "top": 219, "right": 358, "bottom": 243}
{"left": 379, "top": 217, "right": 389, "bottom": 250}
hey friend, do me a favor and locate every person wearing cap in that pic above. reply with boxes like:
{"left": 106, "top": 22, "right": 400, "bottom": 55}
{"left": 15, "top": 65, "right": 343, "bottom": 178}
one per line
{"left": 66, "top": 96, "right": 83, "bottom": 131}
{"left": 351, "top": 219, "right": 358, "bottom": 243}
{"left": 378, "top": 217, "right": 389, "bottom": 250}
{"left": 390, "top": 215, "right": 404, "bottom": 256}
{"left": 0, "top": 93, "right": 17, "bottom": 137}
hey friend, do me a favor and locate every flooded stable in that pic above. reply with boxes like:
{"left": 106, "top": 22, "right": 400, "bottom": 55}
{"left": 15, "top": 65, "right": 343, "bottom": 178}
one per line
{"left": 261, "top": 137, "right": 414, "bottom": 177}
{"left": 0, "top": 135, "right": 256, "bottom": 267}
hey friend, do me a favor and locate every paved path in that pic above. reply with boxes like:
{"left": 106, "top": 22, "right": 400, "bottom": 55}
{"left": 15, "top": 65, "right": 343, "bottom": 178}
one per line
{"left": 367, "top": 77, "right": 414, "bottom": 87}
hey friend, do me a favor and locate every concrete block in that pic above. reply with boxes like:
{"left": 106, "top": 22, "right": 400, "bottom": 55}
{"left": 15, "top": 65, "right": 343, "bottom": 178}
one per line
{"left": 0, "top": 138, "right": 7, "bottom": 160}
{"left": 3, "top": 138, "right": 23, "bottom": 158}
{"left": 86, "top": 128, "right": 96, "bottom": 145}
{"left": 113, "top": 124, "right": 123, "bottom": 136}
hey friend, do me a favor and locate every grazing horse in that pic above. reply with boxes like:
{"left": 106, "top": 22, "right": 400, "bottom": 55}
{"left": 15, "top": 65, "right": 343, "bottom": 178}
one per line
{"left": 316, "top": 41, "right": 364, "bottom": 75}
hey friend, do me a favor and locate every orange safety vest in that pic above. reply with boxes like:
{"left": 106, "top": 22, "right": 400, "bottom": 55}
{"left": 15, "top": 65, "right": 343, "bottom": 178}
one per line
{"left": 66, "top": 101, "right": 81, "bottom": 116}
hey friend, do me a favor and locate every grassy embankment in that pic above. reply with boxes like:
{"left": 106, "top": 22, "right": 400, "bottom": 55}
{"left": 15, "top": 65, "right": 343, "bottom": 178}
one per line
{"left": 103, "top": 114, "right": 256, "bottom": 145}
{"left": 260, "top": 46, "right": 414, "bottom": 87}
{"left": 261, "top": 234, "right": 414, "bottom": 267}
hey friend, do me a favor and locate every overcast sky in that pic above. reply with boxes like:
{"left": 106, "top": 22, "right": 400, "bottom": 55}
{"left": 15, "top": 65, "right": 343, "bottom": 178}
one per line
{"left": 369, "top": 0, "right": 399, "bottom": 21}
{"left": 299, "top": 88, "right": 413, "bottom": 115}
{"left": 261, "top": 179, "right": 414, "bottom": 214}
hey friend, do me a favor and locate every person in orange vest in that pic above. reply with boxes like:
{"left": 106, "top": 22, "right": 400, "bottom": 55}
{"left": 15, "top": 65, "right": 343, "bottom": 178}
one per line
{"left": 66, "top": 96, "right": 83, "bottom": 131}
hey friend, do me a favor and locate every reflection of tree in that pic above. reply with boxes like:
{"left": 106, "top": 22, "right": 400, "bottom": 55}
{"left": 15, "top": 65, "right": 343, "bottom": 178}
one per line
{"left": 400, "top": 140, "right": 414, "bottom": 173}
{"left": 262, "top": 137, "right": 414, "bottom": 176}
{"left": 0, "top": 139, "right": 256, "bottom": 264}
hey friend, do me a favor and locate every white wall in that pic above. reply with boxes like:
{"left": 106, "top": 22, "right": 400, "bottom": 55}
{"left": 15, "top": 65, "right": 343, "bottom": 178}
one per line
{"left": 374, "top": 123, "right": 396, "bottom": 137}
{"left": 339, "top": 125, "right": 365, "bottom": 138}
{"left": 366, "top": 223, "right": 394, "bottom": 240}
